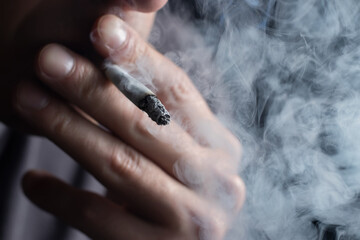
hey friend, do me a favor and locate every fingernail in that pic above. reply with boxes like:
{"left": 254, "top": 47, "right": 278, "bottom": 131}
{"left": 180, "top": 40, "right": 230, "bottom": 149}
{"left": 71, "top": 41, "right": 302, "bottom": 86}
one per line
{"left": 97, "top": 16, "right": 127, "bottom": 50}
{"left": 39, "top": 44, "right": 74, "bottom": 80}
{"left": 17, "top": 82, "right": 49, "bottom": 111}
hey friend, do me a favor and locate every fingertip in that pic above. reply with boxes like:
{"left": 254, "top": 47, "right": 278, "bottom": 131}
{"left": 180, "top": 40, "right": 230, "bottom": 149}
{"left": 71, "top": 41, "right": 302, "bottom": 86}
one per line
{"left": 22, "top": 170, "right": 77, "bottom": 217}
{"left": 15, "top": 81, "right": 50, "bottom": 114}
{"left": 22, "top": 170, "right": 36, "bottom": 194}
{"left": 22, "top": 170, "right": 50, "bottom": 198}
{"left": 91, "top": 14, "right": 129, "bottom": 57}
{"left": 37, "top": 44, "right": 75, "bottom": 81}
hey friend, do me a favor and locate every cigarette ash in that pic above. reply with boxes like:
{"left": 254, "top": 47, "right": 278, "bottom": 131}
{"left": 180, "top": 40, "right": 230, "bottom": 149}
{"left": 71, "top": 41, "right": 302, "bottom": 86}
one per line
{"left": 138, "top": 95, "right": 171, "bottom": 125}
{"left": 104, "top": 63, "right": 170, "bottom": 126}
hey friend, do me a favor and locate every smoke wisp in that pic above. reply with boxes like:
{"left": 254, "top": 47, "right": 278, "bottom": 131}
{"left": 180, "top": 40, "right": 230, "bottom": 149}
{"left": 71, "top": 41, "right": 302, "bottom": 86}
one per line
{"left": 152, "top": 0, "right": 360, "bottom": 239}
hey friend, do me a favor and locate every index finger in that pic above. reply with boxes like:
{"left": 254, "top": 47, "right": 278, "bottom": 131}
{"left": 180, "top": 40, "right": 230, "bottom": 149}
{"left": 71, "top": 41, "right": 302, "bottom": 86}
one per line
{"left": 91, "top": 15, "right": 240, "bottom": 153}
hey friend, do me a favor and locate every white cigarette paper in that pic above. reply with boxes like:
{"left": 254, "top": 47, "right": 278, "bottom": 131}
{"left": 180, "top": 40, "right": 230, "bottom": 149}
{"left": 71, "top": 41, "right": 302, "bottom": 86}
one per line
{"left": 105, "top": 64, "right": 154, "bottom": 106}
{"left": 104, "top": 64, "right": 171, "bottom": 125}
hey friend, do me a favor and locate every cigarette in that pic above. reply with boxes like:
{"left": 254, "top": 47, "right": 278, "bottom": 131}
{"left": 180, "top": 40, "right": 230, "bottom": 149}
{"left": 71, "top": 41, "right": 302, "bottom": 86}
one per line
{"left": 104, "top": 64, "right": 171, "bottom": 125}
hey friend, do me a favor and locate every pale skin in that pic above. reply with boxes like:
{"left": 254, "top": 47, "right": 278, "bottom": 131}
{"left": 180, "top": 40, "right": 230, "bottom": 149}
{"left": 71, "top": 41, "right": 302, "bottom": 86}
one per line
{"left": 0, "top": 0, "right": 245, "bottom": 239}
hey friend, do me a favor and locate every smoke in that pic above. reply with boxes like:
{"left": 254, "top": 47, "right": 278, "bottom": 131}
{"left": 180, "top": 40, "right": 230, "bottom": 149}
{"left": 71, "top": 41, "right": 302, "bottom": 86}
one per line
{"left": 152, "top": 0, "right": 360, "bottom": 239}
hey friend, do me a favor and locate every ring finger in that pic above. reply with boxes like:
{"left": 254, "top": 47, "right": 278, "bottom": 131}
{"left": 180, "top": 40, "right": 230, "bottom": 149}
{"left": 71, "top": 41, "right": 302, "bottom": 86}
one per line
{"left": 15, "top": 80, "right": 193, "bottom": 224}
{"left": 36, "top": 43, "right": 205, "bottom": 178}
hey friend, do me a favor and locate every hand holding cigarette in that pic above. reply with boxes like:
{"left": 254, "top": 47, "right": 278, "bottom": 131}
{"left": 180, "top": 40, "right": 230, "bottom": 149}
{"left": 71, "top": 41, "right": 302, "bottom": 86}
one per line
{"left": 17, "top": 14, "right": 245, "bottom": 240}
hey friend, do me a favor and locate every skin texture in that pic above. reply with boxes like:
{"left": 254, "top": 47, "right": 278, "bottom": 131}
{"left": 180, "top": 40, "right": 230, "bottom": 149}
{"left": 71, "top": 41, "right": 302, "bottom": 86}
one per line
{"left": 1, "top": 1, "right": 245, "bottom": 239}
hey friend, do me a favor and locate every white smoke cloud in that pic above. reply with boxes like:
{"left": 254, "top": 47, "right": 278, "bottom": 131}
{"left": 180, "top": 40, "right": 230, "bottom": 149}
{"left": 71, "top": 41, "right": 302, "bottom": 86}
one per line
{"left": 152, "top": 0, "right": 360, "bottom": 239}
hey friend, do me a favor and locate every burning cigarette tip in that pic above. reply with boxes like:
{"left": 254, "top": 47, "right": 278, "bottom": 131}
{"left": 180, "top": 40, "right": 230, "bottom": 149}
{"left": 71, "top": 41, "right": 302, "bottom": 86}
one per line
{"left": 139, "top": 95, "right": 171, "bottom": 125}
{"left": 104, "top": 64, "right": 171, "bottom": 125}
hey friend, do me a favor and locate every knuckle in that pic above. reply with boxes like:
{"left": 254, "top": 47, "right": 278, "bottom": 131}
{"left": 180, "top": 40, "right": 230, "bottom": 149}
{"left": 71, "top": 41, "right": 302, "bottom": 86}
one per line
{"left": 67, "top": 62, "right": 100, "bottom": 101}
{"left": 194, "top": 213, "right": 227, "bottom": 240}
{"left": 205, "top": 219, "right": 227, "bottom": 240}
{"left": 119, "top": 32, "right": 147, "bottom": 64}
{"left": 173, "top": 157, "right": 204, "bottom": 189}
{"left": 50, "top": 111, "right": 73, "bottom": 137}
{"left": 132, "top": 111, "right": 157, "bottom": 139}
{"left": 221, "top": 175, "right": 246, "bottom": 211}
{"left": 230, "top": 138, "right": 243, "bottom": 160}
{"left": 168, "top": 73, "right": 199, "bottom": 106}
{"left": 209, "top": 171, "right": 246, "bottom": 213}
{"left": 108, "top": 145, "right": 143, "bottom": 179}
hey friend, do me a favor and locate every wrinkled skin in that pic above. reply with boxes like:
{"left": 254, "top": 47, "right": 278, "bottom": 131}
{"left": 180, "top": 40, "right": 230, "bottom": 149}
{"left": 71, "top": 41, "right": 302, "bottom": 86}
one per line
{"left": 0, "top": 0, "right": 246, "bottom": 239}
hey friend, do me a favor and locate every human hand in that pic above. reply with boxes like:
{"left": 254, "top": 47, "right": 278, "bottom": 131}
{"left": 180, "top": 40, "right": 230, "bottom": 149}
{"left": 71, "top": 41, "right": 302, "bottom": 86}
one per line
{"left": 19, "top": 14, "right": 246, "bottom": 240}
{"left": 0, "top": 0, "right": 166, "bottom": 131}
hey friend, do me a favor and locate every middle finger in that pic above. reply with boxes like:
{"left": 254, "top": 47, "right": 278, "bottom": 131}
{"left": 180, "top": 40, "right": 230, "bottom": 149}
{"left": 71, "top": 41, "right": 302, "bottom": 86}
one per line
{"left": 36, "top": 43, "right": 204, "bottom": 177}
{"left": 91, "top": 14, "right": 242, "bottom": 156}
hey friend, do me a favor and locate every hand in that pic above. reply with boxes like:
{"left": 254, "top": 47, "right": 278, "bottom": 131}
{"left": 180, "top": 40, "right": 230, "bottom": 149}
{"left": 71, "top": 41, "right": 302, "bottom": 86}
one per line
{"left": 19, "top": 14, "right": 246, "bottom": 240}
{"left": 0, "top": 0, "right": 166, "bottom": 131}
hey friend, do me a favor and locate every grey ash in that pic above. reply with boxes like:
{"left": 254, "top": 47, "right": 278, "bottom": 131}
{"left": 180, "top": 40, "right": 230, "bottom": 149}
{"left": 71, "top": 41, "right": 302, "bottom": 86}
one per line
{"left": 139, "top": 95, "right": 171, "bottom": 125}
